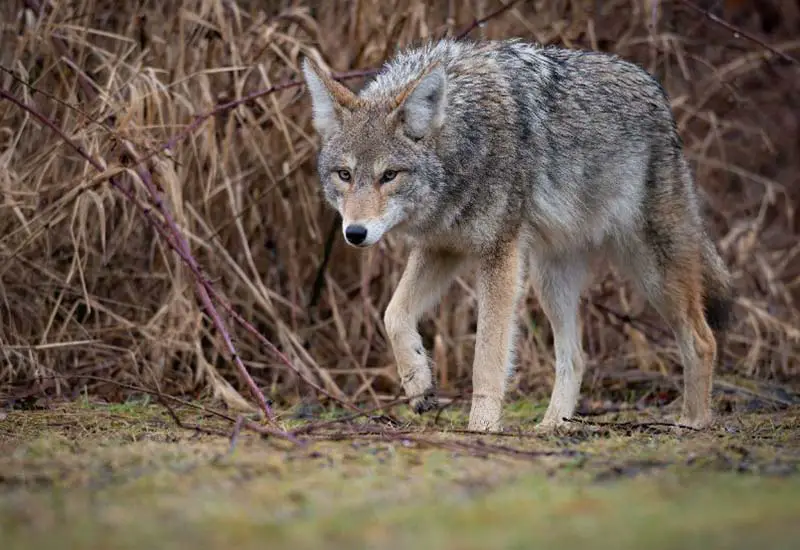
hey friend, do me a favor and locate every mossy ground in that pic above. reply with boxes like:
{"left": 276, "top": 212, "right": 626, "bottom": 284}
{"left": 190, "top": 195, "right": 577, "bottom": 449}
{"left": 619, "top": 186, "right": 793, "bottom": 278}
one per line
{"left": 1, "top": 398, "right": 799, "bottom": 550}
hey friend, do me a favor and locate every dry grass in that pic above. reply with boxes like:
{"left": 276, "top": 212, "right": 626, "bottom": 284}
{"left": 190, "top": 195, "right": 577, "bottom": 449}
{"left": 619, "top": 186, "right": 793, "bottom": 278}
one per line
{"left": 1, "top": 0, "right": 799, "bottom": 413}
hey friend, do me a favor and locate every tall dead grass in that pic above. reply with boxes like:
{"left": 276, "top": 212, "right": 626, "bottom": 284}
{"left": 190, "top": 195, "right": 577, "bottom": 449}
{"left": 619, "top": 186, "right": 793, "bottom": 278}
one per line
{"left": 1, "top": 0, "right": 798, "bottom": 411}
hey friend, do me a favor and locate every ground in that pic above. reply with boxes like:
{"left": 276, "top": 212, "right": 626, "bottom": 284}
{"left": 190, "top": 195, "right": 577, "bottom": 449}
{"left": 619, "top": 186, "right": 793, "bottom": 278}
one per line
{"left": 1, "top": 398, "right": 799, "bottom": 550}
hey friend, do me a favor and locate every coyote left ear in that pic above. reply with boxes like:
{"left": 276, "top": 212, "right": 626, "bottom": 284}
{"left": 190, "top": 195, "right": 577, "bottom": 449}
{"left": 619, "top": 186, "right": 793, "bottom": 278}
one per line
{"left": 302, "top": 57, "right": 361, "bottom": 141}
{"left": 392, "top": 64, "right": 447, "bottom": 140}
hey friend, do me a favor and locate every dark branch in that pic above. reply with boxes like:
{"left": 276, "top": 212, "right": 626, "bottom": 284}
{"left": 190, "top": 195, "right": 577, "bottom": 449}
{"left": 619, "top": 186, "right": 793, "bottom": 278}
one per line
{"left": 674, "top": 0, "right": 799, "bottom": 65}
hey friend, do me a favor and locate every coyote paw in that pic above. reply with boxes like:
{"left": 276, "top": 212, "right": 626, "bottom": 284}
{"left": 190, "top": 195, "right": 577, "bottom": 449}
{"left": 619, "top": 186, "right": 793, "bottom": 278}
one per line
{"left": 676, "top": 413, "right": 713, "bottom": 431}
{"left": 467, "top": 396, "right": 503, "bottom": 432}
{"left": 410, "top": 388, "right": 438, "bottom": 414}
{"left": 534, "top": 418, "right": 575, "bottom": 435}
{"left": 401, "top": 367, "right": 436, "bottom": 415}
{"left": 534, "top": 405, "right": 579, "bottom": 434}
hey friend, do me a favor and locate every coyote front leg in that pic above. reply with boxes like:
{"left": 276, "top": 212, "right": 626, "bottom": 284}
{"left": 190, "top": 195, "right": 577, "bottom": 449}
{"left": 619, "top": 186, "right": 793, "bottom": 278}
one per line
{"left": 384, "top": 247, "right": 466, "bottom": 413}
{"left": 468, "top": 241, "right": 523, "bottom": 432}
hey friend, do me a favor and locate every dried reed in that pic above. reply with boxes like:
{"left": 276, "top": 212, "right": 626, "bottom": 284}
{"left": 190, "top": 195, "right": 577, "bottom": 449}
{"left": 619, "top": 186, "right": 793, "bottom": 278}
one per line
{"left": 1, "top": 0, "right": 798, "bottom": 413}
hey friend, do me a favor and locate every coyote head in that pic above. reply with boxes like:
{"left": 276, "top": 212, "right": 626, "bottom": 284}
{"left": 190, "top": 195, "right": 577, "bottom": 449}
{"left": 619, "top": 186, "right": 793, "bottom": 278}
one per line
{"left": 302, "top": 58, "right": 447, "bottom": 247}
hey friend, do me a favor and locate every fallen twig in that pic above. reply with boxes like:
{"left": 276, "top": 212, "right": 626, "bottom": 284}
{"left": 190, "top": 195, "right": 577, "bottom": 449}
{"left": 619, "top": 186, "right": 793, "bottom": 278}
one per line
{"left": 289, "top": 395, "right": 415, "bottom": 436}
{"left": 157, "top": 395, "right": 229, "bottom": 437}
{"left": 227, "top": 415, "right": 246, "bottom": 455}
{"left": 563, "top": 416, "right": 701, "bottom": 432}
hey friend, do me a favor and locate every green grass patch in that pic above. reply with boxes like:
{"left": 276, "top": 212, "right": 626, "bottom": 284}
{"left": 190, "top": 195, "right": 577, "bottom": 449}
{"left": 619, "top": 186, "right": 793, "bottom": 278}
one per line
{"left": 1, "top": 401, "right": 798, "bottom": 549}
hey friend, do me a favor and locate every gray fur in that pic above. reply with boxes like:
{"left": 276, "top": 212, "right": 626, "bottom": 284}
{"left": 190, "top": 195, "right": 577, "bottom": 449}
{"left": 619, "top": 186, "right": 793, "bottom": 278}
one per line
{"left": 303, "top": 38, "right": 733, "bottom": 431}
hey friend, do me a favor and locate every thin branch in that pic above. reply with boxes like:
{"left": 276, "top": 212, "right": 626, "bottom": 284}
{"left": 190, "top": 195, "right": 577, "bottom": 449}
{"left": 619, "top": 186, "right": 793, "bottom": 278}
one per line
{"left": 674, "top": 0, "right": 800, "bottom": 65}
{"left": 585, "top": 298, "right": 673, "bottom": 341}
{"left": 308, "top": 213, "right": 341, "bottom": 311}
{"left": 136, "top": 69, "right": 379, "bottom": 167}
{"left": 289, "top": 395, "right": 414, "bottom": 436}
{"left": 211, "top": 291, "right": 359, "bottom": 411}
{"left": 454, "top": 0, "right": 525, "bottom": 40}
{"left": 25, "top": 373, "right": 302, "bottom": 443}
{"left": 157, "top": 395, "right": 229, "bottom": 437}
{"left": 0, "top": 89, "right": 105, "bottom": 173}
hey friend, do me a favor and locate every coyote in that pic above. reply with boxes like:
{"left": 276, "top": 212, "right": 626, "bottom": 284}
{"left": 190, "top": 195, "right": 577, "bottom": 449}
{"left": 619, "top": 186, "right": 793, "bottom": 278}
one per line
{"left": 302, "top": 38, "right": 733, "bottom": 432}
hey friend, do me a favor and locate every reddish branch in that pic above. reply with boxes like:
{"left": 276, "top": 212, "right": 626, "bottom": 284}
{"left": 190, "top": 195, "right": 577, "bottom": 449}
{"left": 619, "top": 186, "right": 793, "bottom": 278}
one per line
{"left": 0, "top": 82, "right": 350, "bottom": 419}
{"left": 24, "top": 0, "right": 368, "bottom": 412}
{"left": 23, "top": 0, "right": 357, "bottom": 417}
{"left": 0, "top": 87, "right": 281, "bottom": 423}
{"left": 22, "top": 0, "right": 280, "bottom": 422}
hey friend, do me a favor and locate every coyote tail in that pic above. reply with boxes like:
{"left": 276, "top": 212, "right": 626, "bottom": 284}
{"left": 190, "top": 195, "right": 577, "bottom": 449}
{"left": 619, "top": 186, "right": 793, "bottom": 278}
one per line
{"left": 701, "top": 239, "right": 733, "bottom": 333}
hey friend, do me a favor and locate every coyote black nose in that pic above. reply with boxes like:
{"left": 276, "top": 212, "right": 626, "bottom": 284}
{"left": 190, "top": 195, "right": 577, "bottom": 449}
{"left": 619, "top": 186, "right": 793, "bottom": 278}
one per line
{"left": 344, "top": 224, "right": 368, "bottom": 245}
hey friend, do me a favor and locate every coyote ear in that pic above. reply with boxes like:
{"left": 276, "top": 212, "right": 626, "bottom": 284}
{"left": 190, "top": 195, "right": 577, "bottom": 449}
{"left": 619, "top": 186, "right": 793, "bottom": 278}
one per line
{"left": 302, "top": 57, "right": 360, "bottom": 140}
{"left": 392, "top": 64, "right": 447, "bottom": 140}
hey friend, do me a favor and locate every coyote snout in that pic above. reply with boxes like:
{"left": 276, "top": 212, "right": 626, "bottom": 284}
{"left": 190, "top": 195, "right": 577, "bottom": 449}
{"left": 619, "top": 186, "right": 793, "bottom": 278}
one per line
{"left": 340, "top": 185, "right": 406, "bottom": 247}
{"left": 343, "top": 224, "right": 368, "bottom": 246}
{"left": 342, "top": 220, "right": 388, "bottom": 247}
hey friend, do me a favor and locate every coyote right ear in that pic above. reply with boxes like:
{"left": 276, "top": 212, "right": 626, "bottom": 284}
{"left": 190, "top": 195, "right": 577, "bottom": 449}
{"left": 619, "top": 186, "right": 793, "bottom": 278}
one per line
{"left": 302, "top": 57, "right": 360, "bottom": 141}
{"left": 391, "top": 63, "right": 447, "bottom": 140}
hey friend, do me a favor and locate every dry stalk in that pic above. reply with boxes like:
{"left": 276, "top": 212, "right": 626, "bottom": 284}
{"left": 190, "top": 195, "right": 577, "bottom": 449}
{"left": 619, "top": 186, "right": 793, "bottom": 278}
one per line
{"left": 15, "top": 0, "right": 360, "bottom": 415}
{"left": 0, "top": 87, "right": 278, "bottom": 422}
{"left": 2, "top": 0, "right": 797, "bottom": 412}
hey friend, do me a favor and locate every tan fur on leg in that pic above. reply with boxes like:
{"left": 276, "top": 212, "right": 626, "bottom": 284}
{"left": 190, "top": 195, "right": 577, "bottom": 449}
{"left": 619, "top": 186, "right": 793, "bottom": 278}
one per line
{"left": 468, "top": 240, "right": 523, "bottom": 432}
{"left": 677, "top": 299, "right": 717, "bottom": 429}
{"left": 384, "top": 246, "right": 468, "bottom": 412}
{"left": 642, "top": 255, "right": 718, "bottom": 430}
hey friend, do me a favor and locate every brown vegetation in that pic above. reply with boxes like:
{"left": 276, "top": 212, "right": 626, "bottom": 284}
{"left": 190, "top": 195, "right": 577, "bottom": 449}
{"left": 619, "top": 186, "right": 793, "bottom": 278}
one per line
{"left": 1, "top": 0, "right": 798, "bottom": 414}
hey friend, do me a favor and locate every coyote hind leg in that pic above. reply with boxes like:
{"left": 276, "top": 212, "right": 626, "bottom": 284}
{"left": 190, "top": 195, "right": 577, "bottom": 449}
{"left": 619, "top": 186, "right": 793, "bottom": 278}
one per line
{"left": 530, "top": 251, "right": 589, "bottom": 431}
{"left": 675, "top": 298, "right": 717, "bottom": 429}
{"left": 622, "top": 238, "right": 718, "bottom": 430}
{"left": 659, "top": 263, "right": 717, "bottom": 429}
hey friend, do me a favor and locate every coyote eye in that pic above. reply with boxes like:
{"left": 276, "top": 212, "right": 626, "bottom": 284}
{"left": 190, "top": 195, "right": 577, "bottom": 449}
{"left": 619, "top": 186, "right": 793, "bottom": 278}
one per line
{"left": 336, "top": 169, "right": 351, "bottom": 182}
{"left": 380, "top": 170, "right": 398, "bottom": 184}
